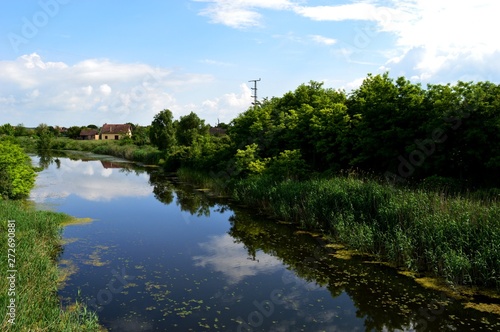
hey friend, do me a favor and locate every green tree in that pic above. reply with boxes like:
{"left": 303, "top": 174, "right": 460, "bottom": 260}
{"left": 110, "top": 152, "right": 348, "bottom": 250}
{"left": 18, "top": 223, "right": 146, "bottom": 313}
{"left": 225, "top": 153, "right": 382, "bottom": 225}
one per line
{"left": 0, "top": 141, "right": 36, "bottom": 199}
{"left": 35, "top": 123, "right": 54, "bottom": 151}
{"left": 150, "top": 109, "right": 176, "bottom": 151}
{"left": 132, "top": 125, "right": 150, "bottom": 146}
{"left": 0, "top": 123, "right": 15, "bottom": 136}
{"left": 347, "top": 73, "right": 425, "bottom": 173}
{"left": 66, "top": 126, "right": 82, "bottom": 139}
{"left": 14, "top": 123, "right": 28, "bottom": 137}
{"left": 175, "top": 112, "right": 209, "bottom": 146}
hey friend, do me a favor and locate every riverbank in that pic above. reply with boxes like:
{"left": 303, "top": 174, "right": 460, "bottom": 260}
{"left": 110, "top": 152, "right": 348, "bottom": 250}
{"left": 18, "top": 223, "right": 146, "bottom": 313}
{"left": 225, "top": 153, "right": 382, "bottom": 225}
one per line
{"left": 16, "top": 136, "right": 162, "bottom": 166}
{"left": 17, "top": 137, "right": 500, "bottom": 290}
{"left": 0, "top": 199, "right": 101, "bottom": 331}
{"left": 176, "top": 167, "right": 500, "bottom": 292}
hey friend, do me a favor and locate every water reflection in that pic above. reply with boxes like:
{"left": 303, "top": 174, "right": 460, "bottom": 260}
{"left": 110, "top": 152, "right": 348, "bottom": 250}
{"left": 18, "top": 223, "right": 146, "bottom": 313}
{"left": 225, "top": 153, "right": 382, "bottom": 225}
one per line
{"left": 193, "top": 234, "right": 282, "bottom": 284}
{"left": 30, "top": 154, "right": 500, "bottom": 331}
{"left": 227, "top": 213, "right": 500, "bottom": 331}
{"left": 31, "top": 153, "right": 151, "bottom": 203}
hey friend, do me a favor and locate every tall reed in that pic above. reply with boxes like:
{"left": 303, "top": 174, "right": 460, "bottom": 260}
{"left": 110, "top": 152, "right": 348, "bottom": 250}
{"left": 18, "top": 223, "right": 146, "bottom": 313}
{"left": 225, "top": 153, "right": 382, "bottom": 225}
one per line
{"left": 231, "top": 174, "right": 500, "bottom": 288}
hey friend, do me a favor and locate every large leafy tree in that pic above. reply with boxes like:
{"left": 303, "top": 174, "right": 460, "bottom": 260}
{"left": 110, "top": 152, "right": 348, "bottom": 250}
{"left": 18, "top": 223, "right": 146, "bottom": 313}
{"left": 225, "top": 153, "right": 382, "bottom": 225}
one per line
{"left": 175, "top": 111, "right": 209, "bottom": 147}
{"left": 347, "top": 73, "right": 425, "bottom": 173}
{"left": 150, "top": 109, "right": 176, "bottom": 151}
{"left": 35, "top": 123, "right": 54, "bottom": 151}
{"left": 0, "top": 141, "right": 36, "bottom": 199}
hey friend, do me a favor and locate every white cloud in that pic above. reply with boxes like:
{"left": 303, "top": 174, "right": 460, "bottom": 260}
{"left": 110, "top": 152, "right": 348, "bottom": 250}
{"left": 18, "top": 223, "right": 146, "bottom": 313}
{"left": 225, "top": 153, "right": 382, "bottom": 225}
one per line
{"left": 99, "top": 84, "right": 112, "bottom": 96}
{"left": 293, "top": 3, "right": 396, "bottom": 22}
{"left": 193, "top": 0, "right": 296, "bottom": 28}
{"left": 310, "top": 35, "right": 337, "bottom": 46}
{"left": 195, "top": 83, "right": 253, "bottom": 124}
{"left": 0, "top": 53, "right": 214, "bottom": 126}
{"left": 292, "top": 1, "right": 500, "bottom": 82}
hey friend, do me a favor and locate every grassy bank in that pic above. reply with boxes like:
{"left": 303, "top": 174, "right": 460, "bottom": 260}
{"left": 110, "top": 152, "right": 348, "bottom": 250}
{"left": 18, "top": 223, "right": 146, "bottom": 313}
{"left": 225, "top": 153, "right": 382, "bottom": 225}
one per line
{"left": 17, "top": 137, "right": 163, "bottom": 165}
{"left": 0, "top": 200, "right": 101, "bottom": 331}
{"left": 177, "top": 168, "right": 500, "bottom": 289}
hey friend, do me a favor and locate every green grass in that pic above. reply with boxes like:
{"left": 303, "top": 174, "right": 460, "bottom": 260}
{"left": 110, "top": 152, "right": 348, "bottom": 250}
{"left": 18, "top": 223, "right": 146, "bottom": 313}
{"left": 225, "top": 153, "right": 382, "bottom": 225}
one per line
{"left": 0, "top": 200, "right": 101, "bottom": 331}
{"left": 17, "top": 137, "right": 163, "bottom": 165}
{"left": 230, "top": 174, "right": 500, "bottom": 289}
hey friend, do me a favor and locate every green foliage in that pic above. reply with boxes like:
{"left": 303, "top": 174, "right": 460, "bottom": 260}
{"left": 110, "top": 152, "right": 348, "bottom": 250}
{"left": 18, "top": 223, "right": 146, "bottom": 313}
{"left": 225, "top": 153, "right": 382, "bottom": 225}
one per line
{"left": 235, "top": 143, "right": 269, "bottom": 175}
{"left": 231, "top": 173, "right": 500, "bottom": 288}
{"left": 132, "top": 125, "right": 150, "bottom": 146}
{"left": 0, "top": 200, "right": 100, "bottom": 330}
{"left": 150, "top": 109, "right": 176, "bottom": 151}
{"left": 0, "top": 123, "right": 15, "bottom": 136}
{"left": 265, "top": 149, "right": 309, "bottom": 181}
{"left": 13, "top": 123, "right": 29, "bottom": 137}
{"left": 0, "top": 140, "right": 36, "bottom": 199}
{"left": 66, "top": 125, "right": 83, "bottom": 139}
{"left": 35, "top": 123, "right": 54, "bottom": 151}
{"left": 175, "top": 111, "right": 209, "bottom": 147}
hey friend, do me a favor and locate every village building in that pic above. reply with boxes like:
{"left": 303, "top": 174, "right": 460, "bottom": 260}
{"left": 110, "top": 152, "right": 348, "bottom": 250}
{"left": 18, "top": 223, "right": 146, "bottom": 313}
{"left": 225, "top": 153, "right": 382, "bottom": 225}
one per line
{"left": 100, "top": 123, "right": 132, "bottom": 140}
{"left": 79, "top": 128, "right": 99, "bottom": 140}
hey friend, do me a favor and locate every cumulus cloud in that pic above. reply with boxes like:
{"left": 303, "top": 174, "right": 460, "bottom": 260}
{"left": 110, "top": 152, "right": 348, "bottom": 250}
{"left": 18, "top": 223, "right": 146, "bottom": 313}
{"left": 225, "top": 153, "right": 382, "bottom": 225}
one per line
{"left": 0, "top": 53, "right": 214, "bottom": 126}
{"left": 194, "top": 0, "right": 500, "bottom": 82}
{"left": 195, "top": 83, "right": 253, "bottom": 124}
{"left": 193, "top": 0, "right": 296, "bottom": 28}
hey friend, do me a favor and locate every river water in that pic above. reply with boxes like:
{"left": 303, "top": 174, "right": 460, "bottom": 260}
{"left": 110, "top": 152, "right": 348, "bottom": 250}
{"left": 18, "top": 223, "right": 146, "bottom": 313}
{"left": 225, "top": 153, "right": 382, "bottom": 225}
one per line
{"left": 29, "top": 153, "right": 500, "bottom": 331}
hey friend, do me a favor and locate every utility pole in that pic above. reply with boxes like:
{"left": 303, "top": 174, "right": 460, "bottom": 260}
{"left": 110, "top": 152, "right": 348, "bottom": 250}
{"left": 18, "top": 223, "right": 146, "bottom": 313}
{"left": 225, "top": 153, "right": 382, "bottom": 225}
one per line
{"left": 248, "top": 78, "right": 261, "bottom": 107}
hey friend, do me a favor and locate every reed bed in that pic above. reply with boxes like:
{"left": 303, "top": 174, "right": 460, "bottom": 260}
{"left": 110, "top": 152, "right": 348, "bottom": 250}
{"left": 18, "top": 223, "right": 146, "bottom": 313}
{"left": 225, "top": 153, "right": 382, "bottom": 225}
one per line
{"left": 231, "top": 174, "right": 500, "bottom": 288}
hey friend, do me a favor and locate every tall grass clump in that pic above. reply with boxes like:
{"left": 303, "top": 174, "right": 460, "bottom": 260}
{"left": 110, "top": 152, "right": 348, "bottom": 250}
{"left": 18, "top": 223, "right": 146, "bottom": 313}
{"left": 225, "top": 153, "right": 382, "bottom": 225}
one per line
{"left": 0, "top": 200, "right": 101, "bottom": 331}
{"left": 231, "top": 174, "right": 500, "bottom": 288}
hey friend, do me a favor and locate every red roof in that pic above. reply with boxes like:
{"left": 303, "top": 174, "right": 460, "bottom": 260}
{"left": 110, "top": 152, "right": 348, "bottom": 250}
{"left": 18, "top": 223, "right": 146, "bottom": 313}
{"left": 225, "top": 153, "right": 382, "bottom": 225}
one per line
{"left": 80, "top": 129, "right": 99, "bottom": 136}
{"left": 101, "top": 124, "right": 131, "bottom": 135}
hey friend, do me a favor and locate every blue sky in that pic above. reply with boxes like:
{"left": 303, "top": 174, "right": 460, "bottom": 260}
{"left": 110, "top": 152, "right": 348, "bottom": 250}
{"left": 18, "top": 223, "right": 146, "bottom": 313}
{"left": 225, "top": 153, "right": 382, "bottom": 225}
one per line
{"left": 1, "top": 0, "right": 499, "bottom": 127}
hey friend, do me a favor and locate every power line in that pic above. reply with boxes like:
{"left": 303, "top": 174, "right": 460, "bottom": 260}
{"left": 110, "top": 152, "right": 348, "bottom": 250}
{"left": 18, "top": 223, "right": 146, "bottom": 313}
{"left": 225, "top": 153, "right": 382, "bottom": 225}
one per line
{"left": 248, "top": 78, "right": 261, "bottom": 106}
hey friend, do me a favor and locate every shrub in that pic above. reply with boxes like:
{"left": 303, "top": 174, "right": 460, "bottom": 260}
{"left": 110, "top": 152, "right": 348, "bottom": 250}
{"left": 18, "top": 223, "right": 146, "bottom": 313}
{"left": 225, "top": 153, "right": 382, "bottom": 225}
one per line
{"left": 0, "top": 141, "right": 36, "bottom": 199}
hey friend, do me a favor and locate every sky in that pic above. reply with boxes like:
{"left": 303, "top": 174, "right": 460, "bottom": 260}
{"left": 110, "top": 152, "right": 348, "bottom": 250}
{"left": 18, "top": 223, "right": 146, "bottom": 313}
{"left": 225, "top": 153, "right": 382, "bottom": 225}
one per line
{"left": 1, "top": 0, "right": 499, "bottom": 127}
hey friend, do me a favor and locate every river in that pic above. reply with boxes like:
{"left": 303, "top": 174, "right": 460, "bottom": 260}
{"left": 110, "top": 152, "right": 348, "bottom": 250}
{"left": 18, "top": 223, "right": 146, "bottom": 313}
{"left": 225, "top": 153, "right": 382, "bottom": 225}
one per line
{"left": 29, "top": 153, "right": 500, "bottom": 331}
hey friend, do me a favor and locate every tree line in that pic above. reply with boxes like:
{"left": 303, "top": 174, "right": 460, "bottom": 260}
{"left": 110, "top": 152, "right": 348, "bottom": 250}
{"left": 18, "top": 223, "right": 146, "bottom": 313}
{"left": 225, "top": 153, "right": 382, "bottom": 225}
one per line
{"left": 149, "top": 73, "right": 500, "bottom": 189}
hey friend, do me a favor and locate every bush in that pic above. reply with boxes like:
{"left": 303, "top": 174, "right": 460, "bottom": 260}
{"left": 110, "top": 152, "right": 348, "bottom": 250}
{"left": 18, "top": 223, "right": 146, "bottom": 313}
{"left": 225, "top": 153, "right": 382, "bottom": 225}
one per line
{"left": 0, "top": 141, "right": 36, "bottom": 199}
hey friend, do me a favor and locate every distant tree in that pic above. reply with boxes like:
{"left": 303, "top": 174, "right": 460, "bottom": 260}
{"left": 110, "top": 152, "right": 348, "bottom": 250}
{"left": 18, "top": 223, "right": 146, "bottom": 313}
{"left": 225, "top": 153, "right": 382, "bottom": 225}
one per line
{"left": 66, "top": 126, "right": 83, "bottom": 139}
{"left": 36, "top": 123, "right": 54, "bottom": 151}
{"left": 0, "top": 123, "right": 15, "bottom": 136}
{"left": 132, "top": 125, "right": 150, "bottom": 146}
{"left": 175, "top": 112, "right": 209, "bottom": 146}
{"left": 150, "top": 109, "right": 176, "bottom": 151}
{"left": 14, "top": 123, "right": 28, "bottom": 137}
{"left": 87, "top": 124, "right": 98, "bottom": 129}
{"left": 0, "top": 141, "right": 36, "bottom": 199}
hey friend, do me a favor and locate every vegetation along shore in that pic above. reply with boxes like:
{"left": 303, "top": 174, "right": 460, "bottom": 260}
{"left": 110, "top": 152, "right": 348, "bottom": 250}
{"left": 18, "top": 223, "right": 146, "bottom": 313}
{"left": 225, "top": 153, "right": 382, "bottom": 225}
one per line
{"left": 0, "top": 141, "right": 101, "bottom": 331}
{"left": 2, "top": 73, "right": 500, "bottom": 297}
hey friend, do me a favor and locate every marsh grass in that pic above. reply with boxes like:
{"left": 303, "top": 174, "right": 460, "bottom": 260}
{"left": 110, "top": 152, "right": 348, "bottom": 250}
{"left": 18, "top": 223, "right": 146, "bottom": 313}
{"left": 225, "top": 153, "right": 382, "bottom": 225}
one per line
{"left": 47, "top": 137, "right": 162, "bottom": 165}
{"left": 231, "top": 174, "right": 500, "bottom": 289}
{"left": 0, "top": 200, "right": 101, "bottom": 331}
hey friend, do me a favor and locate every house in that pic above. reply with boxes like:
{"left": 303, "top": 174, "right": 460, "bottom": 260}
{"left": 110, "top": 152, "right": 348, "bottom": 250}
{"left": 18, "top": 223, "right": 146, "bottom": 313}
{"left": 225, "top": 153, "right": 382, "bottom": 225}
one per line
{"left": 79, "top": 128, "right": 99, "bottom": 140}
{"left": 100, "top": 123, "right": 132, "bottom": 140}
{"left": 209, "top": 126, "right": 227, "bottom": 136}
